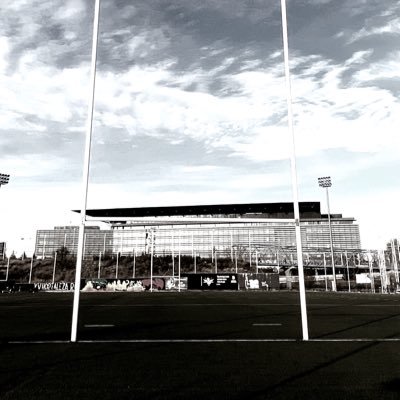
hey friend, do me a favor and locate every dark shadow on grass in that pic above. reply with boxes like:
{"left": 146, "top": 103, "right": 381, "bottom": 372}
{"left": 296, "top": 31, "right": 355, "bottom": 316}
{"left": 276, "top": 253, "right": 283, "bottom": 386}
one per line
{"left": 242, "top": 340, "right": 382, "bottom": 399}
{"left": 313, "top": 312, "right": 400, "bottom": 339}
{"left": 0, "top": 342, "right": 165, "bottom": 398}
{"left": 241, "top": 330, "right": 400, "bottom": 400}
{"left": 381, "top": 378, "right": 400, "bottom": 391}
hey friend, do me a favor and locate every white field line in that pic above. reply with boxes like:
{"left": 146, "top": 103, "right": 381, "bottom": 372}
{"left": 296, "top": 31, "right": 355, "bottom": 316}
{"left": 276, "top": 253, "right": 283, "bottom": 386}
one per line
{"left": 2, "top": 303, "right": 399, "bottom": 308}
{"left": 309, "top": 338, "right": 400, "bottom": 342}
{"left": 0, "top": 303, "right": 298, "bottom": 309}
{"left": 85, "top": 303, "right": 299, "bottom": 306}
{"left": 84, "top": 324, "right": 115, "bottom": 328}
{"left": 253, "top": 323, "right": 282, "bottom": 326}
{"left": 354, "top": 304, "right": 400, "bottom": 307}
{"left": 86, "top": 303, "right": 400, "bottom": 307}
{"left": 7, "top": 338, "right": 400, "bottom": 344}
{"left": 8, "top": 340, "right": 71, "bottom": 344}
{"left": 77, "top": 303, "right": 400, "bottom": 307}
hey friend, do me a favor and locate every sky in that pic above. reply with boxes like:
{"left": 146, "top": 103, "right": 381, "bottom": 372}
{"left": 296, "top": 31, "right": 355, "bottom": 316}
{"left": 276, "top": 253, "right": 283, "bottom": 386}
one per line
{"left": 1, "top": 0, "right": 400, "bottom": 255}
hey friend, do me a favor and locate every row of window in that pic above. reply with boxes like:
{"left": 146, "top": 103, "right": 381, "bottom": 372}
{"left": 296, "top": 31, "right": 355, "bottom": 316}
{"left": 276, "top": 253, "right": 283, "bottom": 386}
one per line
{"left": 35, "top": 222, "right": 361, "bottom": 258}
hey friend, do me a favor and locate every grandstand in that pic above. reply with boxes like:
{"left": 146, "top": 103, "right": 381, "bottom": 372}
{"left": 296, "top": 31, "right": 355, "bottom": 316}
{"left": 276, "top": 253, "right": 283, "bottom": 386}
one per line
{"left": 35, "top": 201, "right": 361, "bottom": 259}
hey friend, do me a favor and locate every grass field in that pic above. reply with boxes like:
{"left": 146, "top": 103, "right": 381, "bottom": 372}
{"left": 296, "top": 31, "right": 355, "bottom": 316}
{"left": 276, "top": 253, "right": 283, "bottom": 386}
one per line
{"left": 1, "top": 291, "right": 400, "bottom": 399}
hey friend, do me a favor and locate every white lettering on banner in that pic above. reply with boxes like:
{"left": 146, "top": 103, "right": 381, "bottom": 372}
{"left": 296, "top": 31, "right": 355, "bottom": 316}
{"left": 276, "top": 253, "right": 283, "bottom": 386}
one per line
{"left": 33, "top": 282, "right": 75, "bottom": 291}
{"left": 216, "top": 275, "right": 229, "bottom": 285}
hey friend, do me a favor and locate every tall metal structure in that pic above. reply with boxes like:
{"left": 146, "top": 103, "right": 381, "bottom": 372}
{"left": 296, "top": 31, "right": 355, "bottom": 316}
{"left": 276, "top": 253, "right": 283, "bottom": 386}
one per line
{"left": 318, "top": 176, "right": 337, "bottom": 291}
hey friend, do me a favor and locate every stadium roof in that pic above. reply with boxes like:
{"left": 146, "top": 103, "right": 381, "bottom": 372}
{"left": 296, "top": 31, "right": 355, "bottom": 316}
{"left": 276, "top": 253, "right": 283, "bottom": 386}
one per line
{"left": 79, "top": 202, "right": 322, "bottom": 219}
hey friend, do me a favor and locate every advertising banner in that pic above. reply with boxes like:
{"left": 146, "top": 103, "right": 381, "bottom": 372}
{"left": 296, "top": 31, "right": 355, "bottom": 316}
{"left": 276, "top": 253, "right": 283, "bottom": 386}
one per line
{"left": 355, "top": 273, "right": 379, "bottom": 285}
{"left": 185, "top": 274, "right": 239, "bottom": 290}
{"left": 165, "top": 277, "right": 188, "bottom": 291}
{"left": 356, "top": 273, "right": 371, "bottom": 284}
{"left": 33, "top": 282, "right": 75, "bottom": 291}
{"left": 1, "top": 282, "right": 37, "bottom": 293}
{"left": 82, "top": 277, "right": 188, "bottom": 292}
{"left": 82, "top": 278, "right": 170, "bottom": 292}
{"left": 238, "top": 273, "right": 279, "bottom": 290}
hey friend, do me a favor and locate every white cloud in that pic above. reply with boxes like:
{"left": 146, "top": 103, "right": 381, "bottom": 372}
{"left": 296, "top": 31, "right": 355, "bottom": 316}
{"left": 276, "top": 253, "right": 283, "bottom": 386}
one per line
{"left": 93, "top": 63, "right": 289, "bottom": 158}
{"left": 231, "top": 68, "right": 285, "bottom": 100}
{"left": 0, "top": 110, "right": 47, "bottom": 132}
{"left": 53, "top": 0, "right": 85, "bottom": 20}
{"left": 6, "top": 0, "right": 37, "bottom": 11}
{"left": 64, "top": 31, "right": 78, "bottom": 41}
{"left": 285, "top": 53, "right": 400, "bottom": 158}
{"left": 223, "top": 126, "right": 292, "bottom": 161}
{"left": 0, "top": 54, "right": 90, "bottom": 131}
{"left": 126, "top": 27, "right": 170, "bottom": 58}
{"left": 292, "top": 87, "right": 400, "bottom": 156}
{"left": 0, "top": 36, "right": 9, "bottom": 74}
{"left": 2, "top": 154, "right": 71, "bottom": 179}
{"left": 3, "top": 29, "right": 396, "bottom": 186}
{"left": 354, "top": 50, "right": 400, "bottom": 81}
{"left": 88, "top": 48, "right": 400, "bottom": 168}
{"left": 171, "top": 0, "right": 277, "bottom": 23}
{"left": 348, "top": 17, "right": 400, "bottom": 43}
{"left": 344, "top": 50, "right": 374, "bottom": 65}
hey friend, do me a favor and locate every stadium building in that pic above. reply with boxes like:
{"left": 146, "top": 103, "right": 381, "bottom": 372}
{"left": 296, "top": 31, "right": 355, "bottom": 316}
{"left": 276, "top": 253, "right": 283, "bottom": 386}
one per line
{"left": 35, "top": 202, "right": 361, "bottom": 260}
{"left": 35, "top": 226, "right": 113, "bottom": 259}
{"left": 0, "top": 242, "right": 6, "bottom": 259}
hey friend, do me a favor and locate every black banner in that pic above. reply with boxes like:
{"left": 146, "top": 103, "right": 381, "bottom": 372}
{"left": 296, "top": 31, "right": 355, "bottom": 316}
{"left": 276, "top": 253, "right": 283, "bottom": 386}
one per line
{"left": 1, "top": 282, "right": 37, "bottom": 293}
{"left": 185, "top": 274, "right": 239, "bottom": 290}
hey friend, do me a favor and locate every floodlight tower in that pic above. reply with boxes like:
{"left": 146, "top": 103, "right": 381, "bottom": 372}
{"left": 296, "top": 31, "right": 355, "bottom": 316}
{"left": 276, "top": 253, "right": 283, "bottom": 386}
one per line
{"left": 0, "top": 174, "right": 10, "bottom": 188}
{"left": 318, "top": 176, "right": 337, "bottom": 291}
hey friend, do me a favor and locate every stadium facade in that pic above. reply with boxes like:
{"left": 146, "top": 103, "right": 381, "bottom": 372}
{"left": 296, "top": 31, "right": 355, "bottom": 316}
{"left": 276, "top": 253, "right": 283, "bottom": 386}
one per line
{"left": 35, "top": 226, "right": 113, "bottom": 259}
{"left": 0, "top": 242, "right": 6, "bottom": 259}
{"left": 35, "top": 202, "right": 361, "bottom": 259}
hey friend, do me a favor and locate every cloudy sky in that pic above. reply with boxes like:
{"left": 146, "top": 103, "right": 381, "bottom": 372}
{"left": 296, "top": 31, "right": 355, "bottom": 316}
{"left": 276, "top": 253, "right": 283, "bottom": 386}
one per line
{"left": 1, "top": 0, "right": 400, "bottom": 254}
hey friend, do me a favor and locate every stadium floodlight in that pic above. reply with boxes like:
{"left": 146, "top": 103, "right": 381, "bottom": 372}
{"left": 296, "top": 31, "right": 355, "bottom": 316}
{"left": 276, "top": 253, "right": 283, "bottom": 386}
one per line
{"left": 0, "top": 174, "right": 10, "bottom": 187}
{"left": 280, "top": 0, "right": 309, "bottom": 340}
{"left": 318, "top": 176, "right": 331, "bottom": 188}
{"left": 71, "top": 0, "right": 100, "bottom": 343}
{"left": 318, "top": 176, "right": 337, "bottom": 291}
